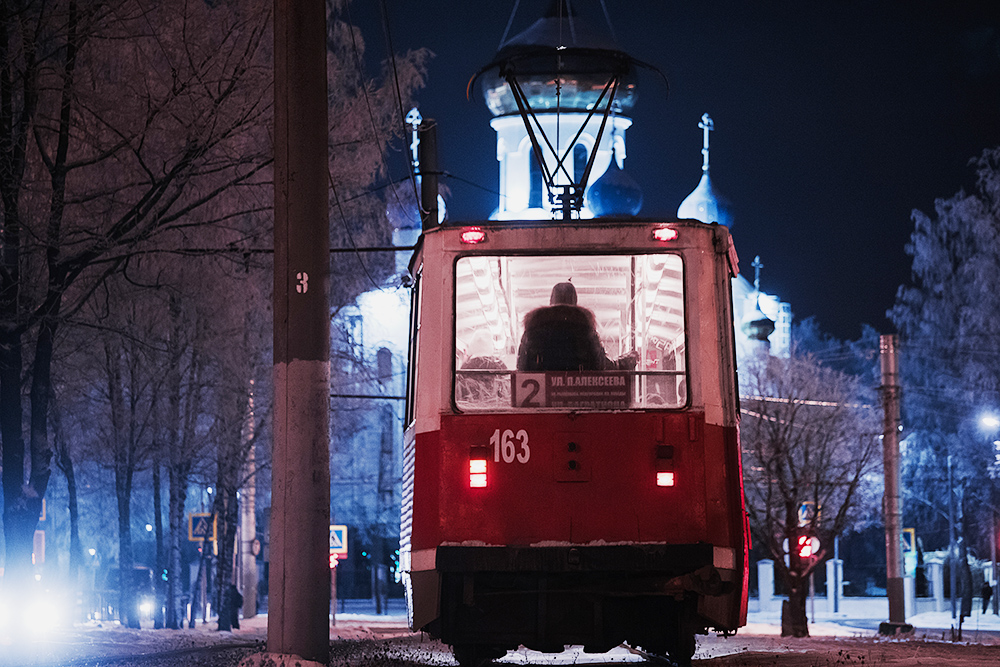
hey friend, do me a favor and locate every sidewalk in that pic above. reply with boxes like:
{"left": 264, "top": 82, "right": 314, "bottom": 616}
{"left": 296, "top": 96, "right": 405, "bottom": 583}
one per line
{"left": 245, "top": 595, "right": 1000, "bottom": 637}
{"left": 746, "top": 595, "right": 1000, "bottom": 636}
{"left": 246, "top": 595, "right": 1000, "bottom": 639}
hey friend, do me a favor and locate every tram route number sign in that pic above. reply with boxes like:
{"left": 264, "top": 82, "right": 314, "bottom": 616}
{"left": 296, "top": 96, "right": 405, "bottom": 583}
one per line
{"left": 513, "top": 372, "right": 630, "bottom": 409}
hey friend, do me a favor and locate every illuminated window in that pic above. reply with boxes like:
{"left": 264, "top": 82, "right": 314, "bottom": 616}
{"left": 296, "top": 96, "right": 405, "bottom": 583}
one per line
{"left": 573, "top": 144, "right": 588, "bottom": 183}
{"left": 454, "top": 254, "right": 687, "bottom": 412}
{"left": 529, "top": 152, "right": 543, "bottom": 209}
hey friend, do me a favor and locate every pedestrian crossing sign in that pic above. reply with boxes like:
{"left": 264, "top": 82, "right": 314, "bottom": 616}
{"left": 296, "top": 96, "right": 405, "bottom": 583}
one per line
{"left": 188, "top": 513, "right": 216, "bottom": 542}
{"left": 330, "top": 524, "right": 348, "bottom": 555}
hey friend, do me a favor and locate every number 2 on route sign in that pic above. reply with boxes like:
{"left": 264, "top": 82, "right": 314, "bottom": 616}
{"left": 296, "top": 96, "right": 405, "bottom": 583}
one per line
{"left": 329, "top": 524, "right": 348, "bottom": 555}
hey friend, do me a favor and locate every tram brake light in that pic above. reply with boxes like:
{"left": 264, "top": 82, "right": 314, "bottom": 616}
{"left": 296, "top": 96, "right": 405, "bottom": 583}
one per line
{"left": 460, "top": 227, "right": 487, "bottom": 244}
{"left": 470, "top": 446, "right": 488, "bottom": 488}
{"left": 655, "top": 445, "right": 675, "bottom": 486}
{"left": 652, "top": 227, "right": 678, "bottom": 242}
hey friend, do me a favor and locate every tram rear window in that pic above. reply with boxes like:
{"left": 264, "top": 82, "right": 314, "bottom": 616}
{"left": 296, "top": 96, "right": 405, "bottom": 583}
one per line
{"left": 454, "top": 254, "right": 686, "bottom": 411}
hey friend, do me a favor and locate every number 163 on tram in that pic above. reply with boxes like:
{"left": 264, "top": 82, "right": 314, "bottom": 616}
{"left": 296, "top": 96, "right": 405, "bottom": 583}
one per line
{"left": 400, "top": 218, "right": 749, "bottom": 666}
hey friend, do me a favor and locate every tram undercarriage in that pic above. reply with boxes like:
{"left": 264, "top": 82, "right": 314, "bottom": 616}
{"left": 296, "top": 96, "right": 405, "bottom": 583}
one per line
{"left": 420, "top": 544, "right": 738, "bottom": 667}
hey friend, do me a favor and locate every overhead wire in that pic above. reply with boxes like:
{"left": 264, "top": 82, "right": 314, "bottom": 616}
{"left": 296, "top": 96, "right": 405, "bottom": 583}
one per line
{"left": 597, "top": 0, "right": 617, "bottom": 44}
{"left": 331, "top": 0, "right": 420, "bottom": 290}
{"left": 328, "top": 171, "right": 381, "bottom": 291}
{"left": 376, "top": 0, "right": 425, "bottom": 215}
{"left": 498, "top": 0, "right": 521, "bottom": 49}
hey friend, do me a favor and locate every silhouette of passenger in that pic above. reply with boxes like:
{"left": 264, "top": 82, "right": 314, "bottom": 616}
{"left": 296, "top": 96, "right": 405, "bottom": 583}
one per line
{"left": 517, "top": 282, "right": 637, "bottom": 372}
{"left": 457, "top": 331, "right": 508, "bottom": 405}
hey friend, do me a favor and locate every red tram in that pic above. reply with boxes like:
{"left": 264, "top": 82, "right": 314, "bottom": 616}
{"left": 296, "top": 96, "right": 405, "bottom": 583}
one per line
{"left": 401, "top": 218, "right": 748, "bottom": 666}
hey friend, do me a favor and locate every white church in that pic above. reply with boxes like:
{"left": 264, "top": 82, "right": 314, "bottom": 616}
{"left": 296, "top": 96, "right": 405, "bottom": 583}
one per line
{"left": 475, "top": 3, "right": 791, "bottom": 358}
{"left": 327, "top": 1, "right": 793, "bottom": 592}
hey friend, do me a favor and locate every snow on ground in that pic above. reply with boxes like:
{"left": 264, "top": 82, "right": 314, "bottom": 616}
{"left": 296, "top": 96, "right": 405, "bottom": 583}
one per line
{"left": 3, "top": 597, "right": 1000, "bottom": 666}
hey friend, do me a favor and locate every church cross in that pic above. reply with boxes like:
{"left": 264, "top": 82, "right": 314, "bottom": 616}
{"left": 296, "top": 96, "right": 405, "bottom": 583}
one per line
{"left": 698, "top": 113, "right": 714, "bottom": 173}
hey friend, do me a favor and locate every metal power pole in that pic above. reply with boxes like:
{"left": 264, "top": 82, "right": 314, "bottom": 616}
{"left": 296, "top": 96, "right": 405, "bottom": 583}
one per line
{"left": 270, "top": 0, "right": 331, "bottom": 662}
{"left": 879, "top": 334, "right": 908, "bottom": 632}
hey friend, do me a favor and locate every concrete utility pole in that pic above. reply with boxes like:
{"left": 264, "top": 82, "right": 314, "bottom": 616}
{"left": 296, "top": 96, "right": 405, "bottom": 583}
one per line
{"left": 879, "top": 334, "right": 910, "bottom": 634}
{"left": 269, "top": 0, "right": 331, "bottom": 663}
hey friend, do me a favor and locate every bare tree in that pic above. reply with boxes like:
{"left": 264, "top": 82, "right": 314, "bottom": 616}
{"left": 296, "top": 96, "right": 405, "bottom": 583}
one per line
{"left": 88, "top": 281, "right": 167, "bottom": 628}
{"left": 741, "top": 348, "right": 881, "bottom": 637}
{"left": 0, "top": 0, "right": 271, "bottom": 588}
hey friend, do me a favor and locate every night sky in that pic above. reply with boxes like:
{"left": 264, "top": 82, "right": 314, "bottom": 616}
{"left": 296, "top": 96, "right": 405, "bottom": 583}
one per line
{"left": 354, "top": 1, "right": 1000, "bottom": 341}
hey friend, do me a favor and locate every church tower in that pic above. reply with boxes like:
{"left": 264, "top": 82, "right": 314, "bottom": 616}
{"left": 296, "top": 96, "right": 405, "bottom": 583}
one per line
{"left": 477, "top": 1, "right": 641, "bottom": 220}
{"left": 675, "top": 113, "right": 791, "bottom": 357}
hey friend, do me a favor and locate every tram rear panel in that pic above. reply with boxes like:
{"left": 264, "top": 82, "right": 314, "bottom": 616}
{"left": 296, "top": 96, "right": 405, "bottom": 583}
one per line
{"left": 401, "top": 220, "right": 747, "bottom": 663}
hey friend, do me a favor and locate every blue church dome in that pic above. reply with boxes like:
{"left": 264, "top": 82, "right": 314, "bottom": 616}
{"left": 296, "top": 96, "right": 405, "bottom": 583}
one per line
{"left": 588, "top": 154, "right": 643, "bottom": 217}
{"left": 676, "top": 113, "right": 733, "bottom": 227}
{"left": 677, "top": 171, "right": 732, "bottom": 227}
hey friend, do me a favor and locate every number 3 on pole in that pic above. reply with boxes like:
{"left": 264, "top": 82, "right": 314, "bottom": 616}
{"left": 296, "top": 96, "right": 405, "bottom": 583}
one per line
{"left": 295, "top": 271, "right": 309, "bottom": 293}
{"left": 491, "top": 428, "right": 530, "bottom": 464}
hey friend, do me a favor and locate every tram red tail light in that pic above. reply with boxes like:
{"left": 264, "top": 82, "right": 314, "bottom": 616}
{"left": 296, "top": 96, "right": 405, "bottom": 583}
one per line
{"left": 652, "top": 227, "right": 678, "bottom": 242}
{"left": 460, "top": 227, "right": 487, "bottom": 244}
{"left": 655, "top": 445, "right": 675, "bottom": 487}
{"left": 470, "top": 446, "right": 488, "bottom": 487}
{"left": 469, "top": 459, "right": 487, "bottom": 487}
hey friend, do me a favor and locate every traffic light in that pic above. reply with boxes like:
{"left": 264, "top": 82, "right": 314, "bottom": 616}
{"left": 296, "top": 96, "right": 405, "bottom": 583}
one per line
{"left": 797, "top": 534, "right": 820, "bottom": 559}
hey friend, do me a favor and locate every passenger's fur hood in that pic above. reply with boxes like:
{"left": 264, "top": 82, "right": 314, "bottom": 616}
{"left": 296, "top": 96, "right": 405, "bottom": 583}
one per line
{"left": 523, "top": 304, "right": 596, "bottom": 329}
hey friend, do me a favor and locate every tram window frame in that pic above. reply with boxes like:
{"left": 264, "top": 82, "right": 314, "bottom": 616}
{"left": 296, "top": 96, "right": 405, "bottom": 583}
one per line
{"left": 405, "top": 269, "right": 422, "bottom": 426}
{"left": 452, "top": 252, "right": 690, "bottom": 413}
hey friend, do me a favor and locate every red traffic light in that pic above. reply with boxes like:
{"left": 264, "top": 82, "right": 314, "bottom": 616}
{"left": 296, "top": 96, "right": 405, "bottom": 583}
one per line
{"left": 797, "top": 535, "right": 820, "bottom": 559}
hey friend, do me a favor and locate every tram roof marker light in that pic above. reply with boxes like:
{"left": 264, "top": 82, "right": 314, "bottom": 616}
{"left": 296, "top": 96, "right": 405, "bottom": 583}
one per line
{"left": 460, "top": 227, "right": 488, "bottom": 244}
{"left": 653, "top": 227, "right": 678, "bottom": 242}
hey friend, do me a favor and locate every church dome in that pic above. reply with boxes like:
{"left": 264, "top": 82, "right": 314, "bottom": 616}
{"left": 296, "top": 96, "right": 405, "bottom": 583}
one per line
{"left": 676, "top": 113, "right": 732, "bottom": 227}
{"left": 478, "top": 1, "right": 637, "bottom": 117}
{"left": 588, "top": 154, "right": 643, "bottom": 217}
{"left": 677, "top": 172, "right": 733, "bottom": 227}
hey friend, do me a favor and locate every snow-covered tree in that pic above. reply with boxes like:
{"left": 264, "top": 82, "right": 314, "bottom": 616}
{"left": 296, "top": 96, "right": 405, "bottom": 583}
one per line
{"left": 890, "top": 146, "right": 1000, "bottom": 611}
